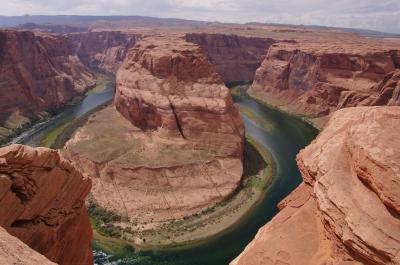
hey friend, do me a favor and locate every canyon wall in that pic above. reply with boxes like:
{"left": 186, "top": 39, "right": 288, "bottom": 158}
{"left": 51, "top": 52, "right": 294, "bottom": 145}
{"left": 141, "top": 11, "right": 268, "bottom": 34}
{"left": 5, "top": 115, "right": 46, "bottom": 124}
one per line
{"left": 69, "top": 31, "right": 142, "bottom": 73}
{"left": 0, "top": 30, "right": 95, "bottom": 142}
{"left": 0, "top": 144, "right": 93, "bottom": 265}
{"left": 250, "top": 41, "right": 400, "bottom": 126}
{"left": 186, "top": 33, "right": 275, "bottom": 83}
{"left": 65, "top": 34, "right": 244, "bottom": 226}
{"left": 232, "top": 106, "right": 400, "bottom": 265}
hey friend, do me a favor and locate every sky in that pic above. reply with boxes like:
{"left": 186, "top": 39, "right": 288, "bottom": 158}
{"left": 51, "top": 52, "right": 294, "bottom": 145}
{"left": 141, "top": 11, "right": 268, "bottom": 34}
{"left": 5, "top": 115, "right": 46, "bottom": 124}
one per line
{"left": 2, "top": 0, "right": 400, "bottom": 33}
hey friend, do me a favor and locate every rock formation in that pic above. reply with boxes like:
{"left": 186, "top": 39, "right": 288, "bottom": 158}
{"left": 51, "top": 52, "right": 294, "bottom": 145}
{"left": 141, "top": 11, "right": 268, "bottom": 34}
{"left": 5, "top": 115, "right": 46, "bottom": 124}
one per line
{"left": 186, "top": 33, "right": 275, "bottom": 83}
{"left": 65, "top": 34, "right": 244, "bottom": 225}
{"left": 114, "top": 34, "right": 244, "bottom": 154}
{"left": 0, "top": 226, "right": 56, "bottom": 265}
{"left": 69, "top": 31, "right": 142, "bottom": 73}
{"left": 0, "top": 30, "right": 95, "bottom": 142}
{"left": 232, "top": 106, "right": 400, "bottom": 265}
{"left": 250, "top": 40, "right": 400, "bottom": 126}
{"left": 0, "top": 144, "right": 93, "bottom": 265}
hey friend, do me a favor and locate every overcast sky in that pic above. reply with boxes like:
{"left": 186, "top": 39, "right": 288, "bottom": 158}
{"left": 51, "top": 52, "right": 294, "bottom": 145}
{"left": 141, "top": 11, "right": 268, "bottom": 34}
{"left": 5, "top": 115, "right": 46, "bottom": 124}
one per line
{"left": 3, "top": 0, "right": 400, "bottom": 33}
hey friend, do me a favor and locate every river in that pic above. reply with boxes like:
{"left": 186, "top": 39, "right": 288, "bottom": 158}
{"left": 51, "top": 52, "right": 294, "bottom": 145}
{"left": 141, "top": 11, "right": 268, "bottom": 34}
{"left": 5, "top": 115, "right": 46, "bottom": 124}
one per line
{"left": 8, "top": 82, "right": 318, "bottom": 265}
{"left": 8, "top": 80, "right": 115, "bottom": 147}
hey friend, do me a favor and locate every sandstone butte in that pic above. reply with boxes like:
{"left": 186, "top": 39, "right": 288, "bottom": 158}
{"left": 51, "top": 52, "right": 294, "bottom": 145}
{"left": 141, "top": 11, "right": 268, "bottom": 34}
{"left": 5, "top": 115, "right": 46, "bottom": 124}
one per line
{"left": 231, "top": 106, "right": 400, "bottom": 265}
{"left": 0, "top": 144, "right": 93, "bottom": 265}
{"left": 64, "top": 34, "right": 245, "bottom": 225}
{"left": 250, "top": 39, "right": 400, "bottom": 128}
{"left": 0, "top": 30, "right": 95, "bottom": 142}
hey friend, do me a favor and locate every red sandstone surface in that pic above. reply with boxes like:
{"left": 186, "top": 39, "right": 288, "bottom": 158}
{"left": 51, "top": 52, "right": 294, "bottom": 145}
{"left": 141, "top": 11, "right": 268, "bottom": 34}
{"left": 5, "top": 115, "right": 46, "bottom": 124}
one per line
{"left": 0, "top": 144, "right": 93, "bottom": 265}
{"left": 0, "top": 226, "right": 56, "bottom": 265}
{"left": 232, "top": 106, "right": 400, "bottom": 265}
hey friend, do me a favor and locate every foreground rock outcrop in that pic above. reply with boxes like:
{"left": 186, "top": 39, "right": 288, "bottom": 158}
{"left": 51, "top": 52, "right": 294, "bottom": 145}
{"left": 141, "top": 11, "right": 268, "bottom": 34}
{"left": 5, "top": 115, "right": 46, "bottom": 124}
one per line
{"left": 186, "top": 33, "right": 275, "bottom": 83}
{"left": 232, "top": 106, "right": 400, "bottom": 265}
{"left": 0, "top": 30, "right": 95, "bottom": 142}
{"left": 251, "top": 40, "right": 400, "bottom": 127}
{"left": 0, "top": 144, "right": 93, "bottom": 265}
{"left": 65, "top": 35, "right": 244, "bottom": 228}
{"left": 0, "top": 226, "right": 56, "bottom": 265}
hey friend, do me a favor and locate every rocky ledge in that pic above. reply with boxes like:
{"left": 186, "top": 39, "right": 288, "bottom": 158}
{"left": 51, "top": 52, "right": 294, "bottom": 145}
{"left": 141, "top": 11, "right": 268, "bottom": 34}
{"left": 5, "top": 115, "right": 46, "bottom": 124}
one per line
{"left": 65, "top": 35, "right": 244, "bottom": 229}
{"left": 232, "top": 106, "right": 400, "bottom": 265}
{"left": 0, "top": 144, "right": 93, "bottom": 265}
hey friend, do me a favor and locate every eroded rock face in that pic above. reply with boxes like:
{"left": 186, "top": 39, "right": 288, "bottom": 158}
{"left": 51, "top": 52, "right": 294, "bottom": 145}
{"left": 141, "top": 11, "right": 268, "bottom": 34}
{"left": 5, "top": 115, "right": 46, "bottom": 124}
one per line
{"left": 354, "top": 69, "right": 400, "bottom": 107}
{"left": 0, "top": 30, "right": 95, "bottom": 141}
{"left": 69, "top": 31, "right": 142, "bottom": 73}
{"left": 186, "top": 33, "right": 275, "bottom": 83}
{"left": 65, "top": 35, "right": 244, "bottom": 224}
{"left": 251, "top": 41, "right": 400, "bottom": 124}
{"left": 0, "top": 144, "right": 93, "bottom": 265}
{"left": 114, "top": 34, "right": 244, "bottom": 157}
{"left": 232, "top": 106, "right": 400, "bottom": 265}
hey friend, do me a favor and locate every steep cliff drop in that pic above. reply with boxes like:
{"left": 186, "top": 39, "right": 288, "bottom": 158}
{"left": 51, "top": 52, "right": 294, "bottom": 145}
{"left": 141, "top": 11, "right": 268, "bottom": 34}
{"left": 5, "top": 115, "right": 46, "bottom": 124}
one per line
{"left": 64, "top": 34, "right": 245, "bottom": 245}
{"left": 250, "top": 40, "right": 400, "bottom": 128}
{"left": 69, "top": 31, "right": 142, "bottom": 73}
{"left": 0, "top": 144, "right": 93, "bottom": 265}
{"left": 231, "top": 106, "right": 400, "bottom": 265}
{"left": 185, "top": 33, "right": 275, "bottom": 83}
{"left": 0, "top": 30, "right": 95, "bottom": 143}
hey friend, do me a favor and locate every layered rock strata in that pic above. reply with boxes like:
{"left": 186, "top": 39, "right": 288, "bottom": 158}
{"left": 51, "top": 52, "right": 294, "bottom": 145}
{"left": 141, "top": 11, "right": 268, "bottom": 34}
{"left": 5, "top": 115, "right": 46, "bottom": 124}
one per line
{"left": 65, "top": 35, "right": 244, "bottom": 224}
{"left": 69, "top": 31, "right": 142, "bottom": 73}
{"left": 251, "top": 41, "right": 400, "bottom": 126}
{"left": 0, "top": 144, "right": 93, "bottom": 265}
{"left": 186, "top": 33, "right": 275, "bottom": 83}
{"left": 0, "top": 30, "right": 95, "bottom": 141}
{"left": 232, "top": 106, "right": 400, "bottom": 265}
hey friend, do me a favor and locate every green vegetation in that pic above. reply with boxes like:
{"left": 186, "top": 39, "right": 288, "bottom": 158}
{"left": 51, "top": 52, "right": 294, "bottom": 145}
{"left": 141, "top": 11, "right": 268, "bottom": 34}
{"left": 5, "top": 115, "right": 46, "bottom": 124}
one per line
{"left": 88, "top": 199, "right": 126, "bottom": 238}
{"left": 93, "top": 231, "right": 135, "bottom": 259}
{"left": 86, "top": 81, "right": 109, "bottom": 95}
{"left": 247, "top": 87, "right": 322, "bottom": 131}
{"left": 40, "top": 122, "right": 71, "bottom": 147}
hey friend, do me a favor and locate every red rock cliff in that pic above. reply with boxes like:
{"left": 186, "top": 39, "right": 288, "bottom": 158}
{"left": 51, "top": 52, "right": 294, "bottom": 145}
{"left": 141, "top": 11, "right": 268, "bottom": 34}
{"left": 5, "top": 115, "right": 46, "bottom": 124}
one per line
{"left": 69, "top": 31, "right": 142, "bottom": 73}
{"left": 232, "top": 106, "right": 400, "bottom": 265}
{"left": 251, "top": 40, "right": 400, "bottom": 126}
{"left": 0, "top": 144, "right": 93, "bottom": 265}
{"left": 0, "top": 30, "right": 95, "bottom": 141}
{"left": 186, "top": 33, "right": 275, "bottom": 83}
